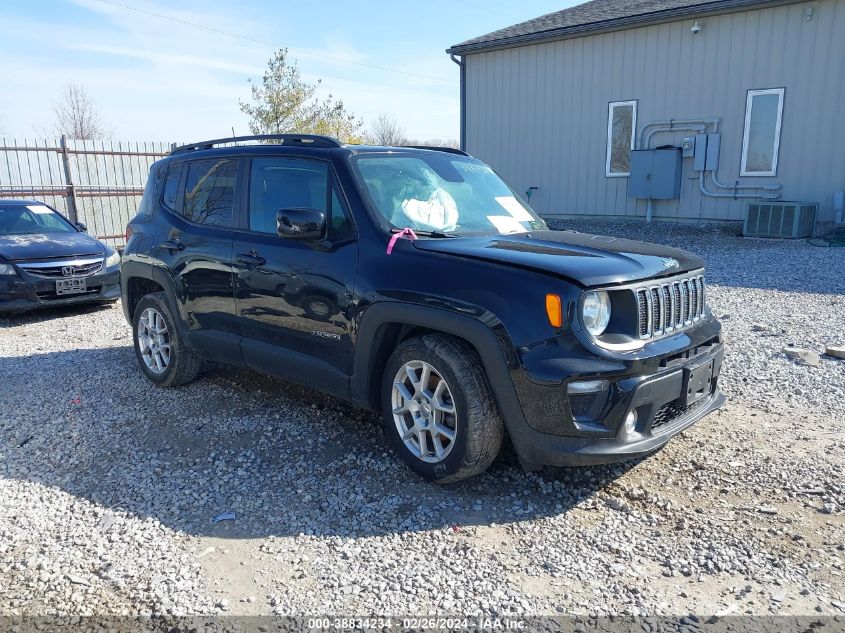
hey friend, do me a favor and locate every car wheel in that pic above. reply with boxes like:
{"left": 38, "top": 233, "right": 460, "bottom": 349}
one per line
{"left": 132, "top": 292, "right": 202, "bottom": 387}
{"left": 301, "top": 294, "right": 334, "bottom": 320}
{"left": 381, "top": 334, "right": 504, "bottom": 483}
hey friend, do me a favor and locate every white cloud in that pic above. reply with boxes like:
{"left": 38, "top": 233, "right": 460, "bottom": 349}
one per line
{"left": 66, "top": 43, "right": 265, "bottom": 76}
{"left": 0, "top": 0, "right": 459, "bottom": 141}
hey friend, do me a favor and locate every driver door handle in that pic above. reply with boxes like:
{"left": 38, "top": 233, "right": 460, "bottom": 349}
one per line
{"left": 236, "top": 251, "right": 266, "bottom": 266}
{"left": 159, "top": 240, "right": 185, "bottom": 252}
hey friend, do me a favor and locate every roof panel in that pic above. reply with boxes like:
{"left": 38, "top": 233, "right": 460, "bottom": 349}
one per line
{"left": 448, "top": 0, "right": 777, "bottom": 52}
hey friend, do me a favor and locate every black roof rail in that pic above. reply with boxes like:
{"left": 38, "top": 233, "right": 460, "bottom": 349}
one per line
{"left": 170, "top": 134, "right": 342, "bottom": 155}
{"left": 402, "top": 145, "right": 468, "bottom": 156}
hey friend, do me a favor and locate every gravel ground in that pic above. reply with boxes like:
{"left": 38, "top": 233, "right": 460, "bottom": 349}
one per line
{"left": 0, "top": 220, "right": 843, "bottom": 619}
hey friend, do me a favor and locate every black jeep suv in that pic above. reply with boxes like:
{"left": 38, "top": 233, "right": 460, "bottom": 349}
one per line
{"left": 122, "top": 134, "right": 724, "bottom": 483}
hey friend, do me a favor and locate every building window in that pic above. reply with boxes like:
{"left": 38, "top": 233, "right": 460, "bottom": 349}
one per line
{"left": 606, "top": 100, "right": 637, "bottom": 177}
{"left": 740, "top": 88, "right": 784, "bottom": 177}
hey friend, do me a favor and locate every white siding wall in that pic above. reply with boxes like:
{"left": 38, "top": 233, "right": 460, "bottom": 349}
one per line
{"left": 465, "top": 0, "right": 845, "bottom": 222}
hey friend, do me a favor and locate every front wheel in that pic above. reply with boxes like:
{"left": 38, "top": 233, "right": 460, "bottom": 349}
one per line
{"left": 381, "top": 334, "right": 504, "bottom": 483}
{"left": 132, "top": 292, "right": 202, "bottom": 387}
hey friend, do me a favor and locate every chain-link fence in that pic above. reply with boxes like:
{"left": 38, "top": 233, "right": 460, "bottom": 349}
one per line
{"left": 0, "top": 136, "right": 173, "bottom": 247}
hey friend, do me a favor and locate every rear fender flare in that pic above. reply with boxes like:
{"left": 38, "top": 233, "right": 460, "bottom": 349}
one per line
{"left": 148, "top": 264, "right": 190, "bottom": 337}
{"left": 121, "top": 261, "right": 186, "bottom": 339}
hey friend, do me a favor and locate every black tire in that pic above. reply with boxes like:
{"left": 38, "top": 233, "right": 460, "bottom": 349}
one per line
{"left": 301, "top": 294, "right": 335, "bottom": 320}
{"left": 381, "top": 334, "right": 504, "bottom": 483}
{"left": 132, "top": 292, "right": 202, "bottom": 387}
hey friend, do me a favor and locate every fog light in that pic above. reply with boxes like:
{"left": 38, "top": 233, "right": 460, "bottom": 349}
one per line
{"left": 624, "top": 410, "right": 638, "bottom": 435}
{"left": 567, "top": 380, "right": 609, "bottom": 395}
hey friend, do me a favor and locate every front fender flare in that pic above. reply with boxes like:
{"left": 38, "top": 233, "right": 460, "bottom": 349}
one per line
{"left": 351, "top": 302, "right": 535, "bottom": 457}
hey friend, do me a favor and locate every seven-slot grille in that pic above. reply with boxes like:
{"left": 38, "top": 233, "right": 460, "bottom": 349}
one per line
{"left": 635, "top": 273, "right": 705, "bottom": 339}
{"left": 18, "top": 258, "right": 103, "bottom": 278}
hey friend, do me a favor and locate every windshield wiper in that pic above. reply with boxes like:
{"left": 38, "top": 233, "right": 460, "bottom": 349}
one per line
{"left": 391, "top": 228, "right": 456, "bottom": 238}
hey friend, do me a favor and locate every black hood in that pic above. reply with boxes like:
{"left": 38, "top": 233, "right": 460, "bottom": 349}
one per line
{"left": 0, "top": 232, "right": 106, "bottom": 262}
{"left": 412, "top": 230, "right": 704, "bottom": 287}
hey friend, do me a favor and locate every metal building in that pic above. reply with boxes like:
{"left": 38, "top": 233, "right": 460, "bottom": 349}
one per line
{"left": 447, "top": 0, "right": 845, "bottom": 227}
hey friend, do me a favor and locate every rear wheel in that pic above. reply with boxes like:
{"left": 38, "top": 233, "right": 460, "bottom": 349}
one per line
{"left": 132, "top": 292, "right": 201, "bottom": 387}
{"left": 381, "top": 334, "right": 504, "bottom": 483}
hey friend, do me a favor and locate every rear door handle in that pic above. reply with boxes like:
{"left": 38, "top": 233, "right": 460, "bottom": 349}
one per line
{"left": 159, "top": 240, "right": 185, "bottom": 252}
{"left": 236, "top": 252, "right": 266, "bottom": 266}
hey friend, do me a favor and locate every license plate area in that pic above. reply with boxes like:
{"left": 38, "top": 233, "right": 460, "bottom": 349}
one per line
{"left": 682, "top": 359, "right": 714, "bottom": 407}
{"left": 56, "top": 278, "right": 87, "bottom": 295}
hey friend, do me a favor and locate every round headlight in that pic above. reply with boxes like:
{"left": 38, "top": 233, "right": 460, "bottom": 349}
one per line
{"left": 582, "top": 290, "right": 611, "bottom": 336}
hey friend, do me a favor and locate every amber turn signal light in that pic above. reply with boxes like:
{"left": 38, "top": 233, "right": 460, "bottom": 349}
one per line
{"left": 545, "top": 293, "right": 563, "bottom": 328}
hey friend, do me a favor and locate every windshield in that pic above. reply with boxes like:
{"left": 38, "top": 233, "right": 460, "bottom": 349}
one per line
{"left": 0, "top": 204, "right": 76, "bottom": 236}
{"left": 352, "top": 153, "right": 547, "bottom": 236}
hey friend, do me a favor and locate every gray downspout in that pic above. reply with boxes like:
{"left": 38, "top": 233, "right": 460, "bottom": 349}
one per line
{"left": 450, "top": 53, "right": 466, "bottom": 152}
{"left": 638, "top": 118, "right": 720, "bottom": 149}
{"left": 710, "top": 169, "right": 782, "bottom": 192}
{"left": 699, "top": 172, "right": 778, "bottom": 199}
{"left": 641, "top": 123, "right": 707, "bottom": 222}
{"left": 643, "top": 124, "right": 706, "bottom": 149}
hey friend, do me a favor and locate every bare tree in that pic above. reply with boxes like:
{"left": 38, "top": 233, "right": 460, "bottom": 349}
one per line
{"left": 404, "top": 137, "right": 460, "bottom": 149}
{"left": 52, "top": 83, "right": 108, "bottom": 140}
{"left": 369, "top": 114, "right": 407, "bottom": 146}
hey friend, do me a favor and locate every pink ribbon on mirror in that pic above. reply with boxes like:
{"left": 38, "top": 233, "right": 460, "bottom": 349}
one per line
{"left": 386, "top": 228, "right": 419, "bottom": 255}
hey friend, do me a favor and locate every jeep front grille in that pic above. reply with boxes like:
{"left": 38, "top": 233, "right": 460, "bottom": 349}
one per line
{"left": 635, "top": 274, "right": 705, "bottom": 340}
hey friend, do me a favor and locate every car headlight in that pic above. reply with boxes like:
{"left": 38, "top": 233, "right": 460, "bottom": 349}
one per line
{"left": 0, "top": 263, "right": 16, "bottom": 275}
{"left": 582, "top": 290, "right": 611, "bottom": 336}
{"left": 105, "top": 251, "right": 121, "bottom": 268}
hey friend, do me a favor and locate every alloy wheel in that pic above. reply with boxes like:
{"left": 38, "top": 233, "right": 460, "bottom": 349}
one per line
{"left": 391, "top": 360, "right": 457, "bottom": 463}
{"left": 137, "top": 307, "right": 171, "bottom": 374}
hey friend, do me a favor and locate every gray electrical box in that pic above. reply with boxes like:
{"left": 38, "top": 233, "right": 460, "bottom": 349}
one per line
{"left": 694, "top": 134, "right": 709, "bottom": 171}
{"left": 693, "top": 133, "right": 721, "bottom": 171}
{"left": 628, "top": 148, "right": 683, "bottom": 199}
{"left": 705, "top": 133, "right": 721, "bottom": 171}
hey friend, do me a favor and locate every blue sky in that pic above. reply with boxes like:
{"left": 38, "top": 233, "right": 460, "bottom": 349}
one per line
{"left": 0, "top": 0, "right": 576, "bottom": 142}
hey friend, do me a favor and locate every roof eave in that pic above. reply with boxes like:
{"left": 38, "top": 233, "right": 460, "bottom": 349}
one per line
{"left": 447, "top": 0, "right": 792, "bottom": 55}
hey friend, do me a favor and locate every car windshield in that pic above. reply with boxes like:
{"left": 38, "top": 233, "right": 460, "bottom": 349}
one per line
{"left": 352, "top": 153, "right": 547, "bottom": 236}
{"left": 0, "top": 204, "right": 75, "bottom": 236}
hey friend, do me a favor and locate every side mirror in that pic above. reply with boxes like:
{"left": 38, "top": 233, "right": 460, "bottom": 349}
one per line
{"left": 276, "top": 208, "right": 326, "bottom": 241}
{"left": 75, "top": 221, "right": 88, "bottom": 233}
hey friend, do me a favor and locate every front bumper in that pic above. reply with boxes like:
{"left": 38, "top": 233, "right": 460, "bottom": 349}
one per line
{"left": 0, "top": 268, "right": 121, "bottom": 314}
{"left": 506, "top": 321, "right": 725, "bottom": 468}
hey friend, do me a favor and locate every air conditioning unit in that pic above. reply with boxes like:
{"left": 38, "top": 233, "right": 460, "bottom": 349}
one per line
{"left": 744, "top": 201, "right": 817, "bottom": 238}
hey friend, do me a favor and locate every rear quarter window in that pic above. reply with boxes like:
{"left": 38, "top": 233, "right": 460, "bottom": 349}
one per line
{"left": 161, "top": 163, "right": 182, "bottom": 212}
{"left": 182, "top": 159, "right": 237, "bottom": 227}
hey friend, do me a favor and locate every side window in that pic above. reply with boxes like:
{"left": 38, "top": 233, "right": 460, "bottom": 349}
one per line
{"left": 182, "top": 159, "right": 237, "bottom": 227}
{"left": 161, "top": 163, "right": 182, "bottom": 212}
{"left": 330, "top": 185, "right": 355, "bottom": 238}
{"left": 248, "top": 158, "right": 328, "bottom": 234}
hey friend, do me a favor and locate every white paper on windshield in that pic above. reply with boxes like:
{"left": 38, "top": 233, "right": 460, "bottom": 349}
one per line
{"left": 27, "top": 205, "right": 53, "bottom": 215}
{"left": 400, "top": 189, "right": 458, "bottom": 231}
{"left": 495, "top": 196, "right": 534, "bottom": 222}
{"left": 487, "top": 215, "right": 526, "bottom": 234}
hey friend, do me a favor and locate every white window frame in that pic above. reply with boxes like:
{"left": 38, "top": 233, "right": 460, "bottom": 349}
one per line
{"left": 740, "top": 88, "right": 784, "bottom": 177}
{"left": 605, "top": 100, "right": 638, "bottom": 177}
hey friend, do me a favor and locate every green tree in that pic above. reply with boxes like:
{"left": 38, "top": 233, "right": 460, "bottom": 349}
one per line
{"left": 314, "top": 95, "right": 365, "bottom": 144}
{"left": 240, "top": 49, "right": 363, "bottom": 143}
